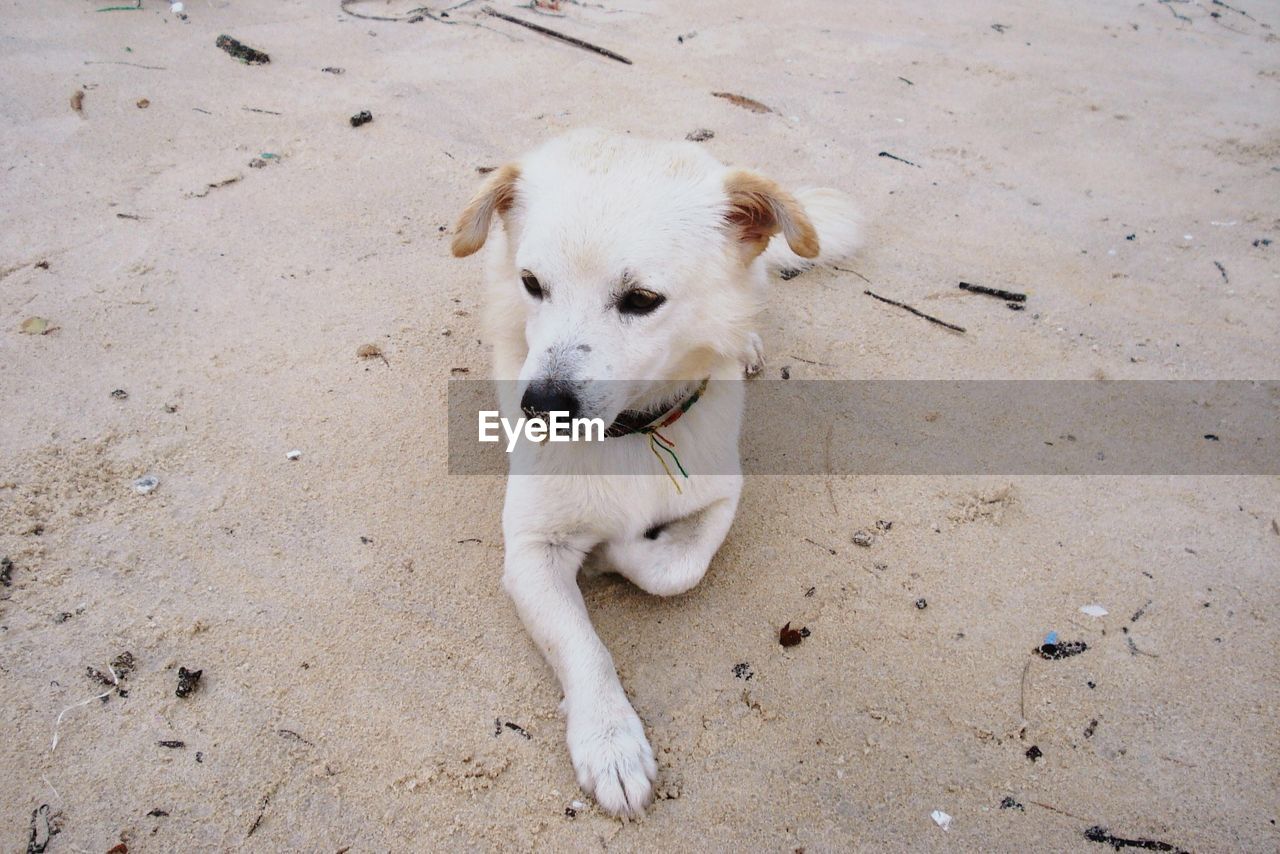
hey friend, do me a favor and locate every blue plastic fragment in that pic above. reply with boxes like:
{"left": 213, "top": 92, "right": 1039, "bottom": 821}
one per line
{"left": 1044, "top": 631, "right": 1058, "bottom": 646}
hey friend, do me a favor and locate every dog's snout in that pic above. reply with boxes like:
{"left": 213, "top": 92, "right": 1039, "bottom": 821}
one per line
{"left": 521, "top": 381, "right": 580, "bottom": 420}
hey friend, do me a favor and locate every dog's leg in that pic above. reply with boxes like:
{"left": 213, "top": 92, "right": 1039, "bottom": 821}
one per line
{"left": 743, "top": 331, "right": 765, "bottom": 377}
{"left": 605, "top": 496, "right": 738, "bottom": 596}
{"left": 503, "top": 530, "right": 657, "bottom": 817}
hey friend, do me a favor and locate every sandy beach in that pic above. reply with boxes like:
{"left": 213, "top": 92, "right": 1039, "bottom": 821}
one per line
{"left": 2, "top": 0, "right": 1278, "bottom": 850}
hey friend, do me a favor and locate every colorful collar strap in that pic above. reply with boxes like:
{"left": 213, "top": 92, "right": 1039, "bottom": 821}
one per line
{"left": 634, "top": 378, "right": 708, "bottom": 435}
{"left": 612, "top": 379, "right": 709, "bottom": 494}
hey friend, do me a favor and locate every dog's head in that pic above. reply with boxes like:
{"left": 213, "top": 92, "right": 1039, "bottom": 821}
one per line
{"left": 452, "top": 130, "right": 817, "bottom": 425}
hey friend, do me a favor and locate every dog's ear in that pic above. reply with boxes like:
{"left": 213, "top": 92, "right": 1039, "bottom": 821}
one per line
{"left": 723, "top": 169, "right": 820, "bottom": 262}
{"left": 451, "top": 163, "right": 521, "bottom": 258}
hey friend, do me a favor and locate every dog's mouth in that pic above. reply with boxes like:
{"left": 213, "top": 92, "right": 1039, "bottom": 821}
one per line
{"left": 519, "top": 404, "right": 648, "bottom": 438}
{"left": 602, "top": 408, "right": 661, "bottom": 438}
{"left": 520, "top": 380, "right": 708, "bottom": 439}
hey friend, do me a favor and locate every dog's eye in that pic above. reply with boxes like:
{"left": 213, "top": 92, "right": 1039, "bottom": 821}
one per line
{"left": 521, "top": 272, "right": 544, "bottom": 300}
{"left": 618, "top": 288, "right": 665, "bottom": 315}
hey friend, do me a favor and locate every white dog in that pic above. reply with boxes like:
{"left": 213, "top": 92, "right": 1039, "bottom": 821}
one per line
{"left": 452, "top": 130, "right": 859, "bottom": 817}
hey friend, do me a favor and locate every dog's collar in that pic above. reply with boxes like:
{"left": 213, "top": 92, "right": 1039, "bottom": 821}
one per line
{"left": 604, "top": 378, "right": 709, "bottom": 439}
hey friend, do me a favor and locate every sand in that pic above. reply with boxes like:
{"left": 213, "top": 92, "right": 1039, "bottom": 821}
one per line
{"left": 2, "top": 0, "right": 1278, "bottom": 850}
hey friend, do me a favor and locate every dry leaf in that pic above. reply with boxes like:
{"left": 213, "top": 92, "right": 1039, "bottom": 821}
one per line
{"left": 712, "top": 91, "right": 773, "bottom": 114}
{"left": 20, "top": 316, "right": 52, "bottom": 335}
{"left": 779, "top": 621, "right": 807, "bottom": 647}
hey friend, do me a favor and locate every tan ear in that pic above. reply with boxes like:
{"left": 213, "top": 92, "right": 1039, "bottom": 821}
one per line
{"left": 451, "top": 163, "right": 521, "bottom": 258}
{"left": 723, "top": 169, "right": 819, "bottom": 262}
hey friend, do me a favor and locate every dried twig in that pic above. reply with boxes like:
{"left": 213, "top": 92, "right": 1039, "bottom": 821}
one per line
{"left": 83, "top": 60, "right": 168, "bottom": 70}
{"left": 786, "top": 354, "right": 834, "bottom": 367}
{"left": 802, "top": 537, "right": 837, "bottom": 555}
{"left": 959, "top": 281, "right": 1026, "bottom": 302}
{"left": 482, "top": 6, "right": 632, "bottom": 64}
{"left": 1126, "top": 636, "right": 1159, "bottom": 658}
{"left": 1211, "top": 0, "right": 1257, "bottom": 20}
{"left": 1019, "top": 659, "right": 1031, "bottom": 720}
{"left": 1029, "top": 800, "right": 1090, "bottom": 821}
{"left": 864, "top": 290, "right": 966, "bottom": 333}
{"left": 1157, "top": 0, "right": 1193, "bottom": 22}
{"left": 878, "top": 151, "right": 920, "bottom": 168}
{"left": 1204, "top": 10, "right": 1251, "bottom": 34}
{"left": 1085, "top": 826, "right": 1188, "bottom": 853}
{"left": 247, "top": 782, "right": 281, "bottom": 837}
{"left": 832, "top": 265, "right": 873, "bottom": 285}
{"left": 187, "top": 176, "right": 242, "bottom": 199}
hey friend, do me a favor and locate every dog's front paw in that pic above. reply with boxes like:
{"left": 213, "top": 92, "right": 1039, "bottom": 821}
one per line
{"left": 566, "top": 704, "right": 657, "bottom": 818}
{"left": 744, "top": 332, "right": 765, "bottom": 377}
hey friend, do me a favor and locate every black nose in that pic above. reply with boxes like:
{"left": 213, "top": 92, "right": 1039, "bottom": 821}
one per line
{"left": 521, "top": 381, "right": 580, "bottom": 420}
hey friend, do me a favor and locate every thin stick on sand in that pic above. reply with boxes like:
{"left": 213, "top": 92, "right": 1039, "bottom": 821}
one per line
{"left": 83, "top": 60, "right": 168, "bottom": 70}
{"left": 482, "top": 6, "right": 633, "bottom": 65}
{"left": 832, "top": 265, "right": 873, "bottom": 285}
{"left": 958, "top": 281, "right": 1026, "bottom": 302}
{"left": 863, "top": 290, "right": 966, "bottom": 334}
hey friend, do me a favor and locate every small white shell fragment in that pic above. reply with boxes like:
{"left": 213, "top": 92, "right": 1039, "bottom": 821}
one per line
{"left": 570, "top": 800, "right": 585, "bottom": 810}
{"left": 1080, "top": 604, "right": 1109, "bottom": 618}
{"left": 133, "top": 475, "right": 159, "bottom": 494}
{"left": 931, "top": 810, "right": 952, "bottom": 830}
{"left": 286, "top": 449, "right": 302, "bottom": 460}
{"left": 170, "top": 1, "right": 184, "bottom": 12}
